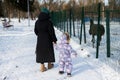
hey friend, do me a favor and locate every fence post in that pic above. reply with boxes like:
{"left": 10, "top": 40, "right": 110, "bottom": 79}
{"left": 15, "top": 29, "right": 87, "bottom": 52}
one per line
{"left": 106, "top": 10, "right": 110, "bottom": 57}
{"left": 83, "top": 8, "right": 86, "bottom": 43}
{"left": 56, "top": 12, "right": 59, "bottom": 29}
{"left": 72, "top": 9, "right": 75, "bottom": 36}
{"left": 61, "top": 11, "right": 64, "bottom": 31}
{"left": 80, "top": 7, "right": 83, "bottom": 44}
{"left": 96, "top": 2, "right": 101, "bottom": 58}
{"left": 80, "top": 7, "right": 86, "bottom": 44}
{"left": 69, "top": 8, "right": 72, "bottom": 37}
{"left": 63, "top": 10, "right": 66, "bottom": 32}
{"left": 60, "top": 11, "right": 62, "bottom": 31}
{"left": 66, "top": 10, "right": 69, "bottom": 32}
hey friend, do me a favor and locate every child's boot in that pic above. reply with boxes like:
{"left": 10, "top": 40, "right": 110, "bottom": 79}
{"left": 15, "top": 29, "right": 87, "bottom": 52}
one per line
{"left": 48, "top": 63, "right": 54, "bottom": 69}
{"left": 67, "top": 73, "right": 71, "bottom": 77}
{"left": 40, "top": 64, "right": 47, "bottom": 72}
{"left": 59, "top": 71, "right": 64, "bottom": 74}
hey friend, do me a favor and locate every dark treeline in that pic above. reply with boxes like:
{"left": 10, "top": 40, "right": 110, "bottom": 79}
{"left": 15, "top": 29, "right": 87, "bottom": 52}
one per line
{"left": 0, "top": 0, "right": 120, "bottom": 21}
{"left": 0, "top": 0, "right": 40, "bottom": 22}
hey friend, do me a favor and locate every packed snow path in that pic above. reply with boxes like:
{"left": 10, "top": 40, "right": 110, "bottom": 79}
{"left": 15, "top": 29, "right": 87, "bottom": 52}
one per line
{"left": 0, "top": 26, "right": 105, "bottom": 80}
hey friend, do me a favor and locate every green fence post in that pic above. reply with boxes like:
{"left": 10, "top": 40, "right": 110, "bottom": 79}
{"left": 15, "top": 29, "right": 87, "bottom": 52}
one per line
{"left": 80, "top": 7, "right": 84, "bottom": 44}
{"left": 56, "top": 12, "right": 59, "bottom": 29}
{"left": 67, "top": 17, "right": 69, "bottom": 32}
{"left": 66, "top": 11, "right": 69, "bottom": 32}
{"left": 60, "top": 11, "right": 62, "bottom": 31}
{"left": 80, "top": 7, "right": 86, "bottom": 44}
{"left": 77, "top": 19, "right": 80, "bottom": 38}
{"left": 56, "top": 12, "right": 58, "bottom": 28}
{"left": 106, "top": 10, "right": 110, "bottom": 57}
{"left": 61, "top": 11, "right": 63, "bottom": 31}
{"left": 69, "top": 8, "right": 72, "bottom": 37}
{"left": 72, "top": 9, "right": 75, "bottom": 36}
{"left": 83, "top": 7, "right": 86, "bottom": 43}
{"left": 57, "top": 11, "right": 60, "bottom": 30}
{"left": 63, "top": 10, "right": 66, "bottom": 32}
{"left": 62, "top": 11, "right": 64, "bottom": 31}
{"left": 96, "top": 2, "right": 101, "bottom": 58}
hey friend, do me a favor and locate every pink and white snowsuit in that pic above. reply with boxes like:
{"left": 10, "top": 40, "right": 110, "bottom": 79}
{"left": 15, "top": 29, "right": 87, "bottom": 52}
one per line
{"left": 56, "top": 34, "right": 77, "bottom": 73}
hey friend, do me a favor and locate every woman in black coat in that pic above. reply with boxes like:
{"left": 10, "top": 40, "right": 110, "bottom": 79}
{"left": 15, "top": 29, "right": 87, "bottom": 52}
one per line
{"left": 34, "top": 8, "right": 57, "bottom": 72}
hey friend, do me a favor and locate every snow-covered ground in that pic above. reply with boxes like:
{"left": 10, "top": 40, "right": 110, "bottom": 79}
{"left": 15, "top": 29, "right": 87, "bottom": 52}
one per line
{"left": 0, "top": 18, "right": 120, "bottom": 80}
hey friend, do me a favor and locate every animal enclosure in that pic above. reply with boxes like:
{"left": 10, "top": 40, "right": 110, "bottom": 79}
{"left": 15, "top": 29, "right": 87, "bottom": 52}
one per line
{"left": 51, "top": 2, "right": 120, "bottom": 74}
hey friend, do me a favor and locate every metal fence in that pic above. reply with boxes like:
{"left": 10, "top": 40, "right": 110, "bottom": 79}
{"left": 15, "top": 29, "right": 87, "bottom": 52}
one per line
{"left": 50, "top": 2, "right": 120, "bottom": 75}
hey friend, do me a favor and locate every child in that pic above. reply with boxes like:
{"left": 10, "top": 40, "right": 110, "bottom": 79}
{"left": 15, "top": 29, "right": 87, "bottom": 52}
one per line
{"left": 56, "top": 32, "right": 77, "bottom": 77}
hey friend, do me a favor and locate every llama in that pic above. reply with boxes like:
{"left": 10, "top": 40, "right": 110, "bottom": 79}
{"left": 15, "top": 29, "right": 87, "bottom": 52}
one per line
{"left": 89, "top": 19, "right": 105, "bottom": 48}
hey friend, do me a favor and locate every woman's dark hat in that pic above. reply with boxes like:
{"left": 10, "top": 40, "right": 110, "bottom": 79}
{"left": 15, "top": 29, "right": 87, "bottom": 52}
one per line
{"left": 41, "top": 7, "right": 49, "bottom": 14}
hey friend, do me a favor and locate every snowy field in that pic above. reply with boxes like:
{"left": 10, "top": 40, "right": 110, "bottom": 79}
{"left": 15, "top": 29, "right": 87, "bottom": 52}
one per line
{"left": 0, "top": 18, "right": 120, "bottom": 80}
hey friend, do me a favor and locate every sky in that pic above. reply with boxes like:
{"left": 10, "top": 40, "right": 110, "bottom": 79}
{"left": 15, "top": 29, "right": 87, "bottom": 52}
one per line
{"left": 38, "top": 0, "right": 109, "bottom": 6}
{"left": 0, "top": 18, "right": 119, "bottom": 80}
{"left": 104, "top": 0, "right": 109, "bottom": 5}
{"left": 38, "top": 0, "right": 109, "bottom": 4}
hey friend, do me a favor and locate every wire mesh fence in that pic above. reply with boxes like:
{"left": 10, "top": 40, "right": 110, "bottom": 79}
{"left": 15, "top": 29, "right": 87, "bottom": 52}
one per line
{"left": 51, "top": 2, "right": 120, "bottom": 74}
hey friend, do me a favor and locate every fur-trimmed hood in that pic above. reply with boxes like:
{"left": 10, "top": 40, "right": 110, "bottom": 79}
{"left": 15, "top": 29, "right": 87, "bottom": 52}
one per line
{"left": 38, "top": 12, "right": 50, "bottom": 21}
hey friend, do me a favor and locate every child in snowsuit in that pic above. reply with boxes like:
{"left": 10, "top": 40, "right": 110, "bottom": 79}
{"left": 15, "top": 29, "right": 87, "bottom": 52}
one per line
{"left": 56, "top": 32, "right": 77, "bottom": 76}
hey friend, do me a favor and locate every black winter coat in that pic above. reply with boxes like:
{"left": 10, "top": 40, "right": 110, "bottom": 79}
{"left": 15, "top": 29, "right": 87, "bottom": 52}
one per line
{"left": 34, "top": 12, "right": 57, "bottom": 63}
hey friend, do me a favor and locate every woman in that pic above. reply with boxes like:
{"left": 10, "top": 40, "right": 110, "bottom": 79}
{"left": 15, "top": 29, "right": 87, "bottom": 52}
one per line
{"left": 34, "top": 8, "right": 57, "bottom": 72}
